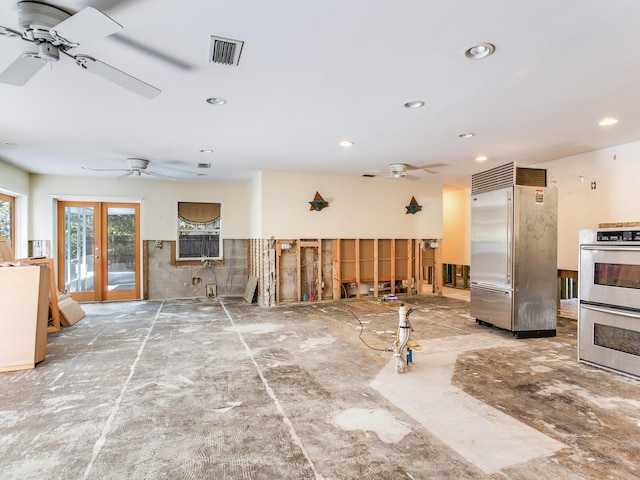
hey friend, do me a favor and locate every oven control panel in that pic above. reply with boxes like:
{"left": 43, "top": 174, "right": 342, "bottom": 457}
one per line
{"left": 596, "top": 229, "right": 640, "bottom": 242}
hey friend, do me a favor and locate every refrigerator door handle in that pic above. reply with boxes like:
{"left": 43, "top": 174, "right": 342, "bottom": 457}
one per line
{"left": 506, "top": 189, "right": 513, "bottom": 284}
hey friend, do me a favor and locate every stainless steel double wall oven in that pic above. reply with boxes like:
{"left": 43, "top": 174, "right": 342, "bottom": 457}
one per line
{"left": 579, "top": 228, "right": 640, "bottom": 378}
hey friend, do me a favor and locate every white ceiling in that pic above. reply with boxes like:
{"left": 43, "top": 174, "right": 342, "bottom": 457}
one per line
{"left": 1, "top": 0, "right": 639, "bottom": 187}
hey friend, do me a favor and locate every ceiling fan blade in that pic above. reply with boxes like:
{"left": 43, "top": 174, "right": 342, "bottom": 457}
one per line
{"left": 0, "top": 54, "right": 46, "bottom": 85}
{"left": 145, "top": 170, "right": 177, "bottom": 180}
{"left": 74, "top": 55, "right": 160, "bottom": 99}
{"left": 406, "top": 162, "right": 448, "bottom": 172}
{"left": 119, "top": 171, "right": 136, "bottom": 178}
{"left": 0, "top": 25, "right": 22, "bottom": 38}
{"left": 81, "top": 166, "right": 127, "bottom": 172}
{"left": 404, "top": 174, "right": 420, "bottom": 181}
{"left": 51, "top": 7, "right": 122, "bottom": 46}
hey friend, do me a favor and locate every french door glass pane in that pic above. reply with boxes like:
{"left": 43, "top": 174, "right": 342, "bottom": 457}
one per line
{"left": 64, "top": 206, "right": 95, "bottom": 293}
{"left": 0, "top": 198, "right": 11, "bottom": 245}
{"left": 107, "top": 207, "right": 136, "bottom": 291}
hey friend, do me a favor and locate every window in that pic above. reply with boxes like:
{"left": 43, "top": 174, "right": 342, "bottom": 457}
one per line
{"left": 0, "top": 193, "right": 15, "bottom": 257}
{"left": 177, "top": 202, "right": 222, "bottom": 260}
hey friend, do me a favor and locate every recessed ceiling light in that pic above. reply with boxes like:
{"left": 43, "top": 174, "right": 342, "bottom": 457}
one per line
{"left": 206, "top": 97, "right": 227, "bottom": 105}
{"left": 458, "top": 132, "right": 475, "bottom": 139}
{"left": 464, "top": 43, "right": 495, "bottom": 60}
{"left": 200, "top": 149, "right": 214, "bottom": 153}
{"left": 599, "top": 117, "right": 618, "bottom": 126}
{"left": 404, "top": 100, "right": 425, "bottom": 109}
{"left": 475, "top": 155, "right": 488, "bottom": 162}
{"left": 339, "top": 140, "right": 354, "bottom": 147}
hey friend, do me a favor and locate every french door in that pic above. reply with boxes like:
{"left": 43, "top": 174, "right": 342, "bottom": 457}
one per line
{"left": 0, "top": 192, "right": 15, "bottom": 258}
{"left": 57, "top": 201, "right": 140, "bottom": 302}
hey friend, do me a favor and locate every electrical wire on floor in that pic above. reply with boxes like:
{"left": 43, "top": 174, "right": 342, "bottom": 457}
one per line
{"left": 340, "top": 284, "right": 393, "bottom": 353}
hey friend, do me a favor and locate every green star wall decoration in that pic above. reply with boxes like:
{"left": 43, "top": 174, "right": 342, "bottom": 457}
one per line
{"left": 309, "top": 191, "right": 329, "bottom": 211}
{"left": 405, "top": 196, "right": 422, "bottom": 214}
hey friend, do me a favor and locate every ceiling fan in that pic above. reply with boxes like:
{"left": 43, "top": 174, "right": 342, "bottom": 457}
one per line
{"left": 385, "top": 162, "right": 447, "bottom": 180}
{"left": 82, "top": 158, "right": 176, "bottom": 179}
{"left": 0, "top": 1, "right": 160, "bottom": 98}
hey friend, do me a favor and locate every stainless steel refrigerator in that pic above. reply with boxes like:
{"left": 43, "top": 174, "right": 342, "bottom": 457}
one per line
{"left": 470, "top": 162, "right": 558, "bottom": 338}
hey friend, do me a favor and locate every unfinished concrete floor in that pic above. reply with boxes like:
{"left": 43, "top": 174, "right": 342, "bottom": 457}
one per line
{"left": 1, "top": 292, "right": 639, "bottom": 479}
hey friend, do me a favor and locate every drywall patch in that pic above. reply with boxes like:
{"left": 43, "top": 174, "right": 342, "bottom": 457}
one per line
{"left": 333, "top": 408, "right": 410, "bottom": 444}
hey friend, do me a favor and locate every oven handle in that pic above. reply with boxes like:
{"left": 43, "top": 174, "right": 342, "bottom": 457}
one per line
{"left": 581, "top": 303, "right": 640, "bottom": 319}
{"left": 581, "top": 245, "right": 640, "bottom": 252}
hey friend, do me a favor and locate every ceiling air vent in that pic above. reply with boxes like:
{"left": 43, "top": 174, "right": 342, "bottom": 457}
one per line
{"left": 208, "top": 36, "right": 244, "bottom": 66}
{"left": 197, "top": 163, "right": 211, "bottom": 169}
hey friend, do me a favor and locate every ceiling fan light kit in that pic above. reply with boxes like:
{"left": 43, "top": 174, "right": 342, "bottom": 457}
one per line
{"left": 0, "top": 2, "right": 161, "bottom": 98}
{"left": 127, "top": 158, "right": 149, "bottom": 170}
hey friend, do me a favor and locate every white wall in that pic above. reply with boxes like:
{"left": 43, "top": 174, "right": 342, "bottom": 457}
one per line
{"left": 0, "top": 160, "right": 29, "bottom": 195}
{"left": 439, "top": 140, "right": 640, "bottom": 272}
{"left": 258, "top": 172, "right": 443, "bottom": 239}
{"left": 543, "top": 140, "right": 640, "bottom": 270}
{"left": 442, "top": 187, "right": 470, "bottom": 265}
{"left": 29, "top": 174, "right": 252, "bottom": 241}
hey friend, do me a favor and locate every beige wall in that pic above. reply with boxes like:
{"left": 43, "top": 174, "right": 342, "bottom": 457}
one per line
{"left": 8, "top": 138, "right": 640, "bottom": 273}
{"left": 442, "top": 187, "right": 470, "bottom": 266}
{"left": 26, "top": 171, "right": 444, "bottom": 250}
{"left": 248, "top": 172, "right": 263, "bottom": 239}
{"left": 259, "top": 171, "right": 443, "bottom": 239}
{"left": 28, "top": 174, "right": 252, "bottom": 241}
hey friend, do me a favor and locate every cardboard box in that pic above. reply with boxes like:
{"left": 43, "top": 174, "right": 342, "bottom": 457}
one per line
{"left": 57, "top": 293, "right": 85, "bottom": 326}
